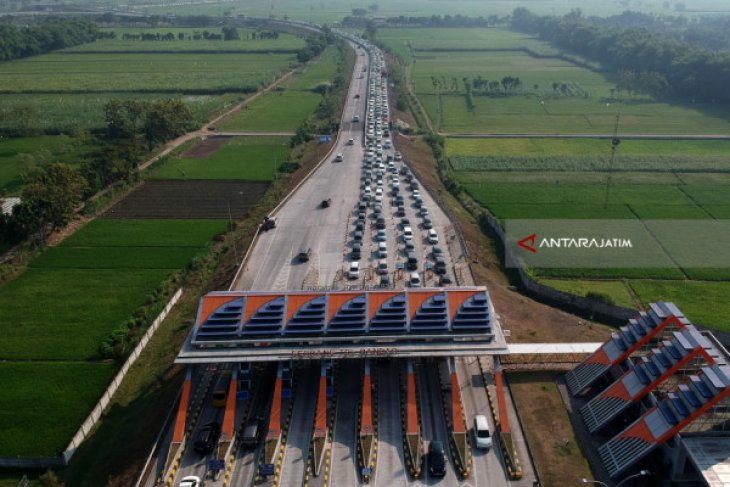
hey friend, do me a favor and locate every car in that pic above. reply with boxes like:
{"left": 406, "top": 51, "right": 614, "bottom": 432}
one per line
{"left": 394, "top": 151, "right": 403, "bottom": 161}
{"left": 432, "top": 245, "right": 444, "bottom": 256}
{"left": 421, "top": 207, "right": 430, "bottom": 217}
{"left": 401, "top": 218, "right": 411, "bottom": 227}
{"left": 427, "top": 229, "right": 438, "bottom": 244}
{"left": 354, "top": 231, "right": 363, "bottom": 241}
{"left": 297, "top": 247, "right": 311, "bottom": 262}
{"left": 241, "top": 418, "right": 264, "bottom": 449}
{"left": 376, "top": 217, "right": 386, "bottom": 229}
{"left": 405, "top": 241, "right": 415, "bottom": 253}
{"left": 406, "top": 251, "right": 418, "bottom": 270}
{"left": 178, "top": 476, "right": 202, "bottom": 487}
{"left": 379, "top": 274, "right": 390, "bottom": 288}
{"left": 474, "top": 415, "right": 493, "bottom": 450}
{"left": 422, "top": 218, "right": 433, "bottom": 229}
{"left": 334, "top": 153, "right": 343, "bottom": 162}
{"left": 428, "top": 441, "right": 446, "bottom": 477}
{"left": 403, "top": 226, "right": 413, "bottom": 238}
{"left": 377, "top": 242, "right": 387, "bottom": 258}
{"left": 348, "top": 261, "right": 360, "bottom": 280}
{"left": 355, "top": 94, "right": 360, "bottom": 98}
{"left": 353, "top": 115, "right": 360, "bottom": 122}
{"left": 347, "top": 138, "right": 354, "bottom": 145}
{"left": 376, "top": 229, "right": 387, "bottom": 241}
{"left": 355, "top": 222, "right": 364, "bottom": 232}
{"left": 439, "top": 274, "right": 453, "bottom": 286}
{"left": 409, "top": 272, "right": 421, "bottom": 288}
{"left": 194, "top": 422, "right": 221, "bottom": 454}
{"left": 358, "top": 212, "right": 366, "bottom": 221}
{"left": 377, "top": 259, "right": 388, "bottom": 275}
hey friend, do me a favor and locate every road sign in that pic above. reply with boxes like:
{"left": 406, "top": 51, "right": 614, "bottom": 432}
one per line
{"left": 259, "top": 463, "right": 276, "bottom": 476}
{"left": 236, "top": 390, "right": 249, "bottom": 400}
{"left": 209, "top": 459, "right": 225, "bottom": 471}
{"left": 319, "top": 135, "right": 332, "bottom": 143}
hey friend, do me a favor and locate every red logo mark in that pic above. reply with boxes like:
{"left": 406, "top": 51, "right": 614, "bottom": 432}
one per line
{"left": 518, "top": 234, "right": 537, "bottom": 253}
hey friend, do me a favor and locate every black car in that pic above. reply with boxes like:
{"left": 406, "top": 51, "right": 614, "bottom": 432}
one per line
{"left": 297, "top": 247, "right": 311, "bottom": 262}
{"left": 241, "top": 418, "right": 263, "bottom": 449}
{"left": 352, "top": 242, "right": 362, "bottom": 260}
{"left": 438, "top": 275, "right": 453, "bottom": 287}
{"left": 194, "top": 422, "right": 221, "bottom": 454}
{"left": 379, "top": 274, "right": 390, "bottom": 288}
{"left": 376, "top": 217, "right": 386, "bottom": 229}
{"left": 428, "top": 440, "right": 446, "bottom": 477}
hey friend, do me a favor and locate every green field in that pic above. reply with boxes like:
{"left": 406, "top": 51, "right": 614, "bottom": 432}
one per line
{"left": 538, "top": 279, "right": 638, "bottom": 308}
{"left": 151, "top": 136, "right": 290, "bottom": 180}
{"left": 219, "top": 45, "right": 340, "bottom": 132}
{"left": 0, "top": 362, "right": 117, "bottom": 457}
{"left": 381, "top": 28, "right": 730, "bottom": 134}
{"left": 65, "top": 27, "right": 305, "bottom": 52}
{"left": 0, "top": 52, "right": 293, "bottom": 94}
{"left": 0, "top": 218, "right": 226, "bottom": 456}
{"left": 0, "top": 135, "right": 99, "bottom": 195}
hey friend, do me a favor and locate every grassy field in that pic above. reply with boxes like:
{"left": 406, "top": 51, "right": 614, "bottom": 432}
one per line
{"left": 538, "top": 279, "right": 637, "bottom": 308}
{"left": 150, "top": 136, "right": 290, "bottom": 180}
{"left": 381, "top": 28, "right": 730, "bottom": 134}
{"left": 0, "top": 218, "right": 226, "bottom": 456}
{"left": 509, "top": 372, "right": 594, "bottom": 487}
{"left": 0, "top": 362, "right": 118, "bottom": 457}
{"left": 0, "top": 135, "right": 99, "bottom": 195}
{"left": 219, "top": 45, "right": 340, "bottom": 132}
{"left": 65, "top": 27, "right": 305, "bottom": 52}
{"left": 0, "top": 52, "right": 293, "bottom": 94}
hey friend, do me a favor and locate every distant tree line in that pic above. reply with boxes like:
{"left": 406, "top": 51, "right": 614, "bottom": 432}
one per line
{"left": 114, "top": 28, "right": 280, "bottom": 42}
{"left": 0, "top": 18, "right": 98, "bottom": 61}
{"left": 342, "top": 14, "right": 507, "bottom": 29}
{"left": 585, "top": 10, "right": 730, "bottom": 54}
{"left": 510, "top": 8, "right": 730, "bottom": 104}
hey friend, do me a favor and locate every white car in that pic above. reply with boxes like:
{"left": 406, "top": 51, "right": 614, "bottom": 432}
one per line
{"left": 334, "top": 153, "right": 343, "bottom": 162}
{"left": 474, "top": 415, "right": 493, "bottom": 450}
{"left": 179, "top": 477, "right": 201, "bottom": 487}
{"left": 347, "top": 138, "right": 354, "bottom": 145}
{"left": 348, "top": 261, "right": 360, "bottom": 280}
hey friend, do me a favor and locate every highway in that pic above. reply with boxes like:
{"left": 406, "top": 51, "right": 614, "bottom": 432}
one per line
{"left": 374, "top": 360, "right": 410, "bottom": 487}
{"left": 327, "top": 361, "right": 360, "bottom": 486}
{"left": 146, "top": 31, "right": 534, "bottom": 487}
{"left": 279, "top": 363, "right": 319, "bottom": 487}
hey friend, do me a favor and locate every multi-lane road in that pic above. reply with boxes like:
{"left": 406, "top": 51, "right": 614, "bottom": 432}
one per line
{"left": 141, "top": 31, "right": 533, "bottom": 487}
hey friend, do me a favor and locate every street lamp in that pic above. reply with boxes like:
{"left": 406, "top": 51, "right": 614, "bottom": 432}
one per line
{"left": 581, "top": 470, "right": 650, "bottom": 487}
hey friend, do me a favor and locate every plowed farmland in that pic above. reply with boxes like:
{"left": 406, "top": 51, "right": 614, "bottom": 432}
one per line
{"left": 103, "top": 180, "right": 268, "bottom": 219}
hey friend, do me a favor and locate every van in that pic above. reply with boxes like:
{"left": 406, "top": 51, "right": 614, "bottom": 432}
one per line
{"left": 348, "top": 261, "right": 360, "bottom": 280}
{"left": 474, "top": 415, "right": 493, "bottom": 450}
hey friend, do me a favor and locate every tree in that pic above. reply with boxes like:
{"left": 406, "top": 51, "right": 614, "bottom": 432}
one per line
{"left": 352, "top": 7, "right": 367, "bottom": 16}
{"left": 222, "top": 26, "right": 240, "bottom": 41}
{"left": 14, "top": 162, "right": 87, "bottom": 242}
{"left": 368, "top": 3, "right": 379, "bottom": 12}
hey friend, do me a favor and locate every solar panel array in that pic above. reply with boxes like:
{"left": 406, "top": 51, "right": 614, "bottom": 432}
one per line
{"left": 193, "top": 289, "right": 492, "bottom": 342}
